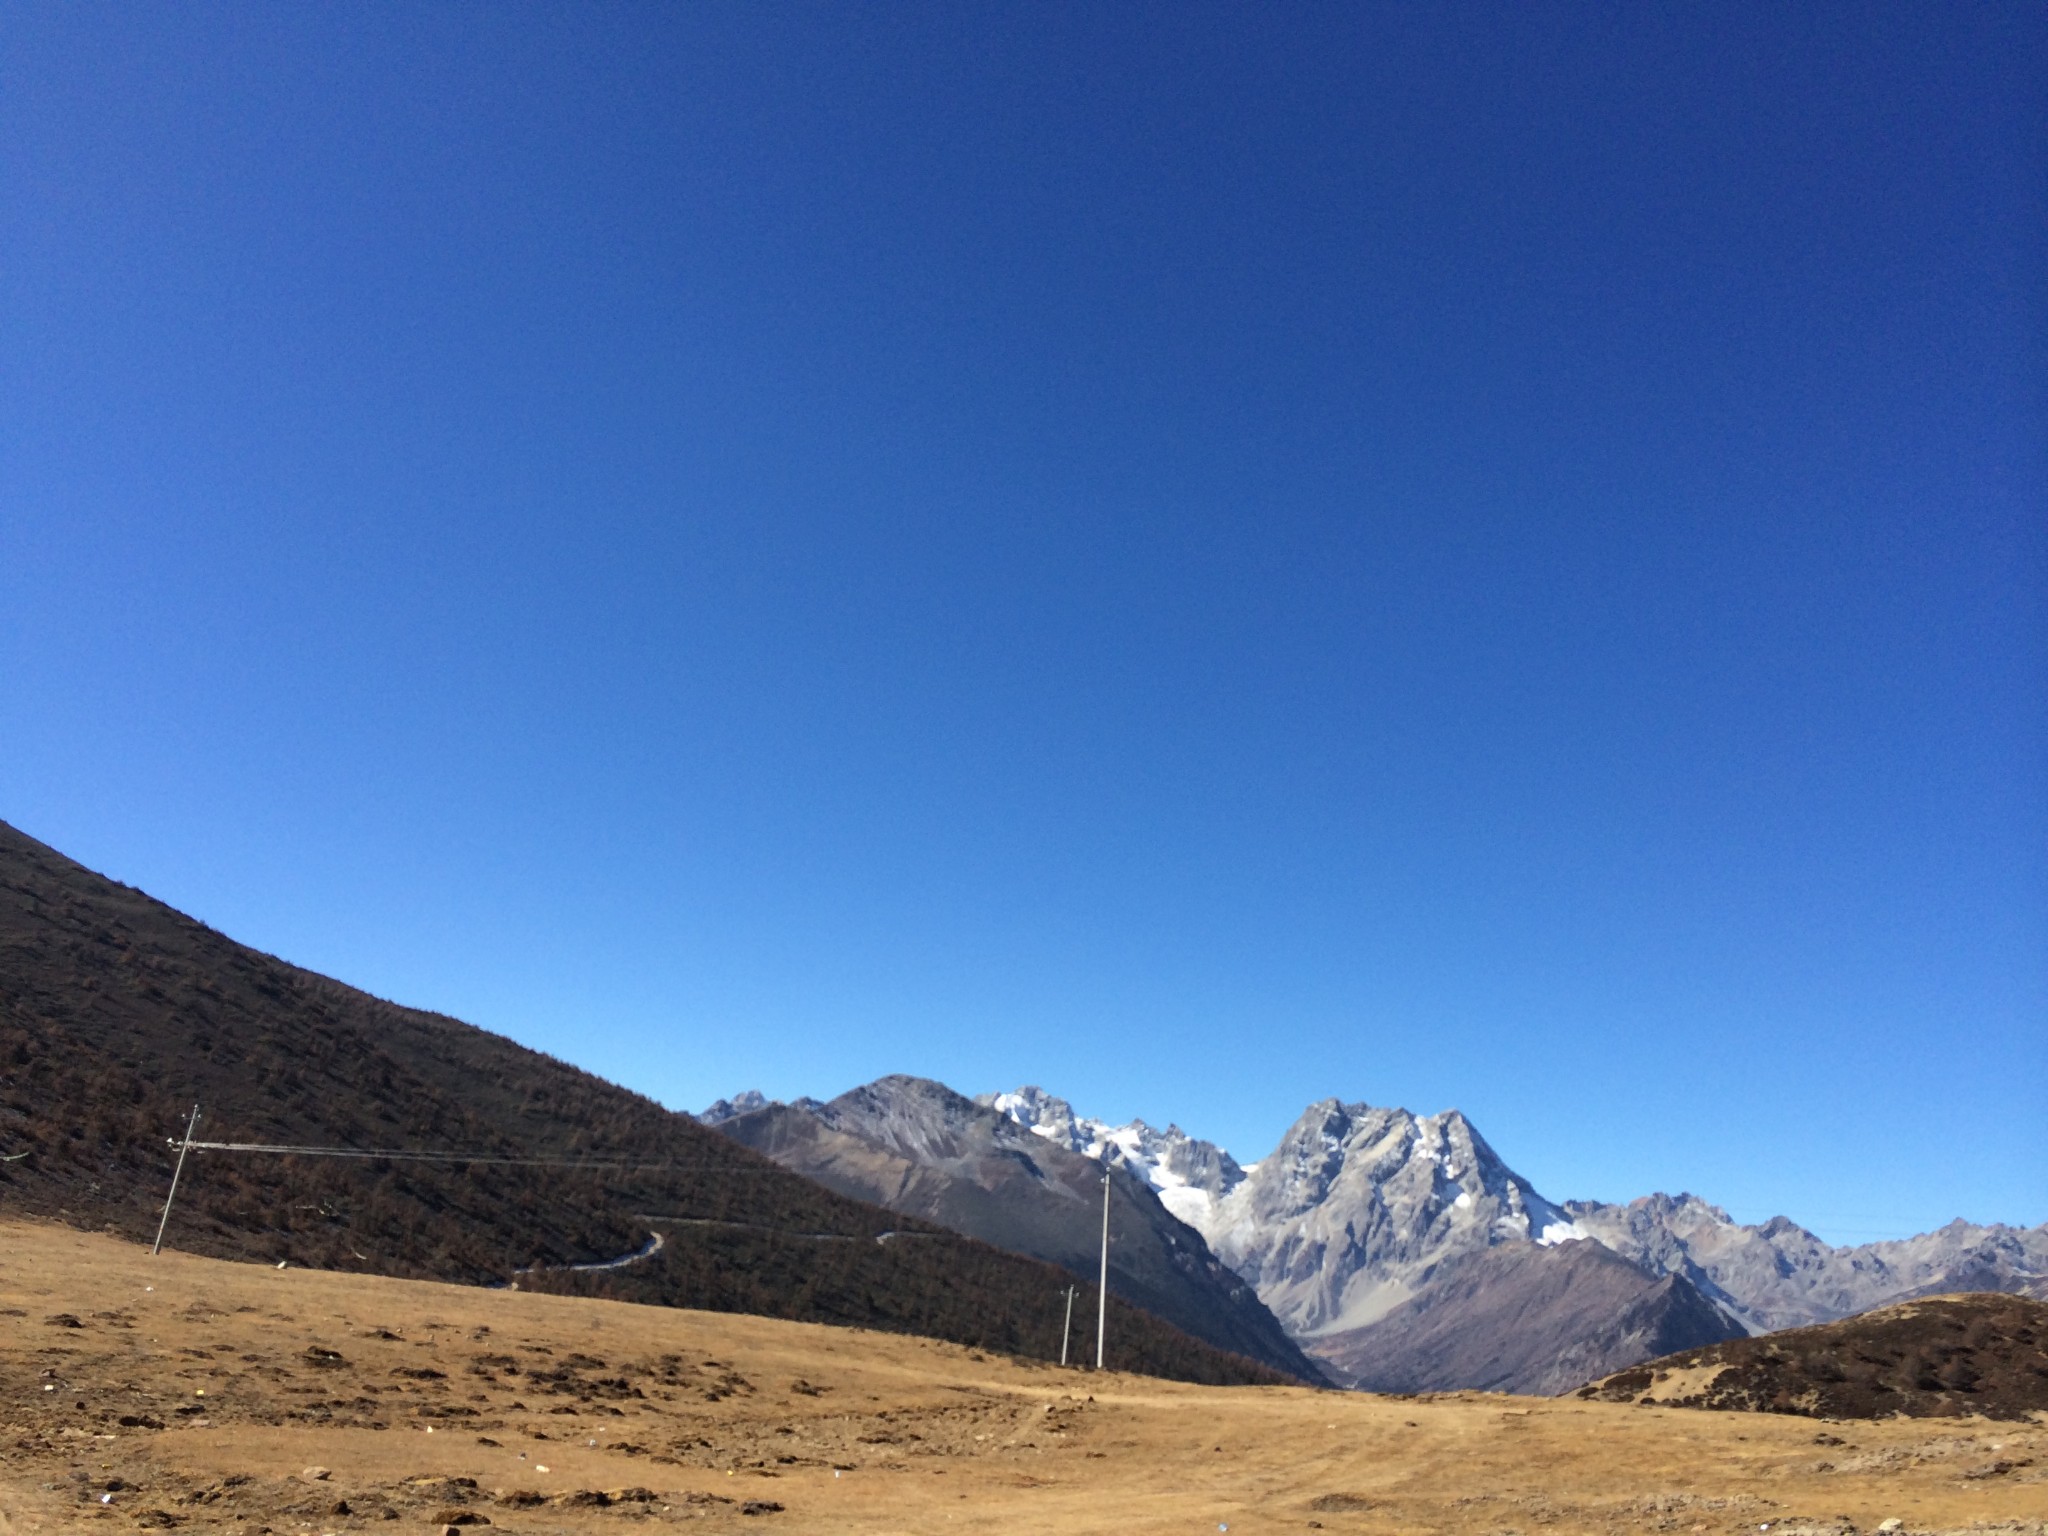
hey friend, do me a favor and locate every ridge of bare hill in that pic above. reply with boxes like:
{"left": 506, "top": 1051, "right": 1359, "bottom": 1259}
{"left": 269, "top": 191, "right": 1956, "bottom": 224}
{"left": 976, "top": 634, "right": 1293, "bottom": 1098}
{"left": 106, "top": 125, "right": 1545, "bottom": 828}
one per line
{"left": 1577, "top": 1293, "right": 2048, "bottom": 1421}
{"left": 711, "top": 1077, "right": 1325, "bottom": 1383}
{"left": 0, "top": 818, "right": 1289, "bottom": 1387}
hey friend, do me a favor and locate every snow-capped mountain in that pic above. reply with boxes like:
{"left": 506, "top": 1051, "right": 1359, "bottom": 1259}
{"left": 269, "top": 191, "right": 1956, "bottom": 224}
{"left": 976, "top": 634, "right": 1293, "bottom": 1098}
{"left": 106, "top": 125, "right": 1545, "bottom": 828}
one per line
{"left": 1205, "top": 1098, "right": 1589, "bottom": 1336}
{"left": 988, "top": 1089, "right": 1584, "bottom": 1337}
{"left": 983, "top": 1085, "right": 2048, "bottom": 1351}
{"left": 980, "top": 1086, "right": 1248, "bottom": 1232}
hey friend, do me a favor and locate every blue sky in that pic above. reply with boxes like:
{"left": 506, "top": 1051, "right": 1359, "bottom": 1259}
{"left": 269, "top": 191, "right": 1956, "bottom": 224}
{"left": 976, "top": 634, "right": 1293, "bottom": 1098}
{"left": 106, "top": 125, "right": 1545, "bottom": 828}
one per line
{"left": 4, "top": 4, "right": 2041, "bottom": 1243}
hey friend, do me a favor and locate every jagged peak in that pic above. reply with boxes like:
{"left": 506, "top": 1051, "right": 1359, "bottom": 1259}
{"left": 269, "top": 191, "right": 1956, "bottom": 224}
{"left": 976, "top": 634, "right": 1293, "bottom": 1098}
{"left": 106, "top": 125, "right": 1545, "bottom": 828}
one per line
{"left": 984, "top": 1083, "right": 1057, "bottom": 1110}
{"left": 823, "top": 1075, "right": 987, "bottom": 1130}
{"left": 1658, "top": 1191, "right": 1736, "bottom": 1222}
{"left": 698, "top": 1089, "right": 774, "bottom": 1124}
{"left": 1758, "top": 1213, "right": 1821, "bottom": 1242}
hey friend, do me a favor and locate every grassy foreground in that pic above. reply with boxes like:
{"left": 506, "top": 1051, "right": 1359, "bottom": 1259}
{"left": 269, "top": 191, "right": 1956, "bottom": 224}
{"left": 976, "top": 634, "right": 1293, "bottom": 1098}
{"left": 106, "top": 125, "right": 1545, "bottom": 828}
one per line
{"left": 2, "top": 1218, "right": 2044, "bottom": 1535}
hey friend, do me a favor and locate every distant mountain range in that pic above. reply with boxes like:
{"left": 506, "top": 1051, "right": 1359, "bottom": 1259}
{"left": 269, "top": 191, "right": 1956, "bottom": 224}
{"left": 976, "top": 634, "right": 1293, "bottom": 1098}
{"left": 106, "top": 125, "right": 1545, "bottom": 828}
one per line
{"left": 1563, "top": 1194, "right": 2048, "bottom": 1333}
{"left": 712, "top": 1082, "right": 2048, "bottom": 1393}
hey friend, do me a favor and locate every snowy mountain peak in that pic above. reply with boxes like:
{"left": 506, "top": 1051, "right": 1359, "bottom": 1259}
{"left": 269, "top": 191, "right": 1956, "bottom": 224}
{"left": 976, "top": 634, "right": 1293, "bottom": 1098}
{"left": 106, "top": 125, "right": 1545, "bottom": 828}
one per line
{"left": 1226, "top": 1097, "right": 1594, "bottom": 1334}
{"left": 980, "top": 1086, "right": 1248, "bottom": 1231}
{"left": 983, "top": 1086, "right": 1089, "bottom": 1150}
{"left": 1254, "top": 1098, "right": 1575, "bottom": 1243}
{"left": 983, "top": 1086, "right": 1585, "bottom": 1338}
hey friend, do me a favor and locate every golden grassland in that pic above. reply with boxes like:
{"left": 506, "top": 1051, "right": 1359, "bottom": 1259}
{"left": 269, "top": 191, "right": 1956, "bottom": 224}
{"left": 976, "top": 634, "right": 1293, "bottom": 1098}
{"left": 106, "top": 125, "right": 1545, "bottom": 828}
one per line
{"left": 2, "top": 1220, "right": 2042, "bottom": 1536}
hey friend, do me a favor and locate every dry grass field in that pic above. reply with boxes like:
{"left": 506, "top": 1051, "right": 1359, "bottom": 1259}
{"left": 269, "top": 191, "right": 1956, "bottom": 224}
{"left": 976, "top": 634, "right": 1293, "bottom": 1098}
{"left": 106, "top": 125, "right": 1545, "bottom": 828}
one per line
{"left": 2, "top": 1219, "right": 2042, "bottom": 1536}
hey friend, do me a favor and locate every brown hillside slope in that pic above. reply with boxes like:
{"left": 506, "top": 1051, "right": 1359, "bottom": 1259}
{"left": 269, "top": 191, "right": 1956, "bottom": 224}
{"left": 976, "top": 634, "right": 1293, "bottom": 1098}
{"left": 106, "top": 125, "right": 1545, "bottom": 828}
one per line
{"left": 1578, "top": 1293, "right": 2048, "bottom": 1421}
{"left": 5, "top": 1221, "right": 2045, "bottom": 1535}
{"left": 0, "top": 819, "right": 1293, "bottom": 1386}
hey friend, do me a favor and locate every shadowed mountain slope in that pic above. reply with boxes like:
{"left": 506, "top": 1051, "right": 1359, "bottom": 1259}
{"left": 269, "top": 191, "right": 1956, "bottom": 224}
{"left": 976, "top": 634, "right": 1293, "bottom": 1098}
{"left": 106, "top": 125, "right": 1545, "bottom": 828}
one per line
{"left": 714, "top": 1077, "right": 1324, "bottom": 1383}
{"left": 1308, "top": 1239, "right": 1746, "bottom": 1395}
{"left": 0, "top": 819, "right": 1290, "bottom": 1387}
{"left": 1577, "top": 1292, "right": 2048, "bottom": 1420}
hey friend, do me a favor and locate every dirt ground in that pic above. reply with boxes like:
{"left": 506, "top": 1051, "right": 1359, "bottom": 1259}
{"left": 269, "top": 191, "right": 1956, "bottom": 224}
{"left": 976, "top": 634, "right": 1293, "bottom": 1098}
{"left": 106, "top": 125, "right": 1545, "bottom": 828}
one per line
{"left": 2, "top": 1220, "right": 2043, "bottom": 1536}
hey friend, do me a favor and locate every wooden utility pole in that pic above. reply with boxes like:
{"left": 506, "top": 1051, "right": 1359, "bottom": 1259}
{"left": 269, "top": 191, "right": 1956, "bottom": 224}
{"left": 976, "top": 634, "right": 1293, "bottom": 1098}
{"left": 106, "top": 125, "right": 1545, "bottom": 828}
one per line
{"left": 152, "top": 1105, "right": 200, "bottom": 1256}
{"left": 1060, "top": 1284, "right": 1076, "bottom": 1366}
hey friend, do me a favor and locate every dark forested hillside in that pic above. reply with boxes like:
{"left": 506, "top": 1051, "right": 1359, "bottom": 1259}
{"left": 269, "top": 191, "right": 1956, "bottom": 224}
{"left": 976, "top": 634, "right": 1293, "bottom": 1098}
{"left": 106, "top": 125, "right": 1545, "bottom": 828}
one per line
{"left": 0, "top": 820, "right": 1297, "bottom": 1388}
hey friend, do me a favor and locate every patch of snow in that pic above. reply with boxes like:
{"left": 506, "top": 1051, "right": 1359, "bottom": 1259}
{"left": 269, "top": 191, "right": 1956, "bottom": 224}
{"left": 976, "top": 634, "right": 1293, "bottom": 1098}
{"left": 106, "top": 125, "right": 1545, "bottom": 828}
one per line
{"left": 981, "top": 1084, "right": 1248, "bottom": 1242}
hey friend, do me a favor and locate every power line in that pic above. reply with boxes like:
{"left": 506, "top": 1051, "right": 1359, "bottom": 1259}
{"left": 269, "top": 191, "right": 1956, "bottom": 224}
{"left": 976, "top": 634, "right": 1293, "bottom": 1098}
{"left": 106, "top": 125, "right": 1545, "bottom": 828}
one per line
{"left": 176, "top": 1139, "right": 801, "bottom": 1174}
{"left": 149, "top": 1114, "right": 839, "bottom": 1256}
{"left": 148, "top": 1114, "right": 1093, "bottom": 1362}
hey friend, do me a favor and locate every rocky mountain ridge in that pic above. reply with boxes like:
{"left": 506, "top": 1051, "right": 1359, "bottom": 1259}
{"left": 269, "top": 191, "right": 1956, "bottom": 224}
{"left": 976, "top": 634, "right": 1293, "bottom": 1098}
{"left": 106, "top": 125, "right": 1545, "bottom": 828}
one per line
{"left": 982, "top": 1086, "right": 2048, "bottom": 1347}
{"left": 982, "top": 1086, "right": 1249, "bottom": 1233}
{"left": 1565, "top": 1192, "right": 2048, "bottom": 1334}
{"left": 988, "top": 1087, "right": 1588, "bottom": 1338}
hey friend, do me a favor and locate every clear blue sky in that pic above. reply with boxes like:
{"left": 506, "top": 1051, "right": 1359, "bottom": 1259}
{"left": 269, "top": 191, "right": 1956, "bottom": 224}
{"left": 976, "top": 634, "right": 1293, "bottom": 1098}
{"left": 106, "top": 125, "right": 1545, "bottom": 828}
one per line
{"left": 4, "top": 4, "right": 2041, "bottom": 1243}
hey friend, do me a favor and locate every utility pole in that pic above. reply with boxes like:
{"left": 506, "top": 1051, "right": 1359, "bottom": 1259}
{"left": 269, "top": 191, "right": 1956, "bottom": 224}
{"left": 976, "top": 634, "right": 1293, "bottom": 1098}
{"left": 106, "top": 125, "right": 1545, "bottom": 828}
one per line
{"left": 1059, "top": 1284, "right": 1076, "bottom": 1366}
{"left": 153, "top": 1105, "right": 201, "bottom": 1256}
{"left": 1095, "top": 1169, "right": 1110, "bottom": 1370}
